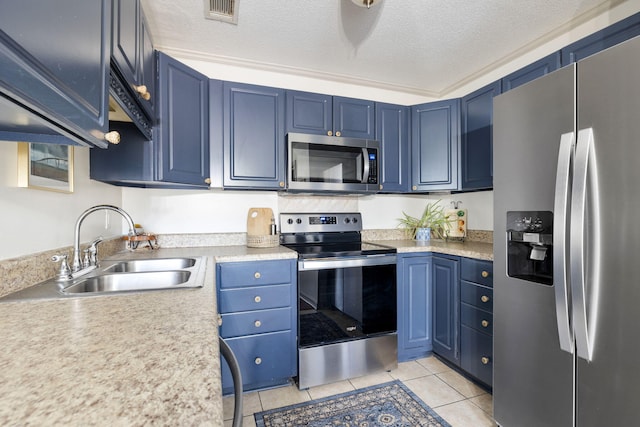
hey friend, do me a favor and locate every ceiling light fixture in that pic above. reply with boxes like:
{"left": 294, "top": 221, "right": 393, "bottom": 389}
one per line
{"left": 350, "top": 0, "right": 380, "bottom": 9}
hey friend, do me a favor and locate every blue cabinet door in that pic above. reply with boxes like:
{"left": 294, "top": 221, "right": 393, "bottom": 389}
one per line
{"left": 397, "top": 254, "right": 433, "bottom": 362}
{"left": 333, "top": 96, "right": 375, "bottom": 139}
{"left": 286, "top": 90, "right": 332, "bottom": 135}
{"left": 432, "top": 255, "right": 460, "bottom": 366}
{"left": 411, "top": 99, "right": 460, "bottom": 191}
{"left": 561, "top": 12, "right": 640, "bottom": 66}
{"left": 111, "top": 0, "right": 154, "bottom": 126}
{"left": 460, "top": 81, "right": 501, "bottom": 190}
{"left": 156, "top": 52, "right": 210, "bottom": 186}
{"left": 375, "top": 102, "right": 410, "bottom": 193}
{"left": 285, "top": 91, "right": 374, "bottom": 139}
{"left": 223, "top": 82, "right": 286, "bottom": 189}
{"left": 502, "top": 52, "right": 561, "bottom": 92}
{"left": 0, "top": 0, "right": 110, "bottom": 147}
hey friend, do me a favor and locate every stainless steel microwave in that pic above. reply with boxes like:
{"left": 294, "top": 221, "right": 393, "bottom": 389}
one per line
{"left": 286, "top": 133, "right": 381, "bottom": 193}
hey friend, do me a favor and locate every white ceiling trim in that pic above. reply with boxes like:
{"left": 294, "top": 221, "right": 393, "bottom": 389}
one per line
{"left": 156, "top": 44, "right": 442, "bottom": 98}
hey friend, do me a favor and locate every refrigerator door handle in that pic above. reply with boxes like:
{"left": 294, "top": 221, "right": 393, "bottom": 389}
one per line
{"left": 553, "top": 132, "right": 575, "bottom": 354}
{"left": 570, "top": 128, "right": 601, "bottom": 362}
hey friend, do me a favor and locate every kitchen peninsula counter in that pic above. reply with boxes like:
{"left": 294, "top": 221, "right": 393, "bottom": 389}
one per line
{"left": 0, "top": 245, "right": 296, "bottom": 426}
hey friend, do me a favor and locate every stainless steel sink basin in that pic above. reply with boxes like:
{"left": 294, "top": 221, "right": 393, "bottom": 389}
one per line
{"left": 0, "top": 255, "right": 206, "bottom": 302}
{"left": 62, "top": 270, "right": 191, "bottom": 294}
{"left": 102, "top": 258, "right": 196, "bottom": 273}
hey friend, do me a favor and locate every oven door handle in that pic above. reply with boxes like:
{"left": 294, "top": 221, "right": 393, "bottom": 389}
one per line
{"left": 298, "top": 254, "right": 396, "bottom": 271}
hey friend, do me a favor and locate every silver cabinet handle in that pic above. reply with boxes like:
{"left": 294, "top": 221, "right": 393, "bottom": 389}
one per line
{"left": 570, "top": 128, "right": 601, "bottom": 362}
{"left": 553, "top": 132, "right": 575, "bottom": 355}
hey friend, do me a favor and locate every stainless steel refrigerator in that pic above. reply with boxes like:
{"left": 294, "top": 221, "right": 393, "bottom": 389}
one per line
{"left": 493, "top": 35, "right": 640, "bottom": 427}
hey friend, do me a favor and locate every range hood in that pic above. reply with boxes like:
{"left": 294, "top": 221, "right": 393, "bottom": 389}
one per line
{"left": 108, "top": 69, "right": 153, "bottom": 140}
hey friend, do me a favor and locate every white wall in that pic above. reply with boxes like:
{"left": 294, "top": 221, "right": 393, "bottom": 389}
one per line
{"left": 0, "top": 142, "right": 123, "bottom": 261}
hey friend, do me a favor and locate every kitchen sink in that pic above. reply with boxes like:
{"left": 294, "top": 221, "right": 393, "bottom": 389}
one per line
{"left": 0, "top": 256, "right": 206, "bottom": 302}
{"left": 61, "top": 270, "right": 191, "bottom": 294}
{"left": 102, "top": 257, "right": 196, "bottom": 273}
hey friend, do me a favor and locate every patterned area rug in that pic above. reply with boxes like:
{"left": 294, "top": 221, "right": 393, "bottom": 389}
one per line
{"left": 254, "top": 380, "right": 451, "bottom": 427}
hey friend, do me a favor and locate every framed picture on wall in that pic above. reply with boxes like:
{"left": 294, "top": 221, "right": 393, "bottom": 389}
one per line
{"left": 17, "top": 142, "right": 74, "bottom": 193}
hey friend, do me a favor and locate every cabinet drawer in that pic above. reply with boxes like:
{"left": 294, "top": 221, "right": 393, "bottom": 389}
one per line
{"left": 219, "top": 284, "right": 292, "bottom": 313}
{"left": 461, "top": 258, "right": 493, "bottom": 287}
{"left": 221, "top": 331, "right": 296, "bottom": 392}
{"left": 218, "top": 260, "right": 293, "bottom": 288}
{"left": 220, "top": 308, "right": 292, "bottom": 338}
{"left": 460, "top": 281, "right": 493, "bottom": 311}
{"left": 461, "top": 325, "right": 493, "bottom": 387}
{"left": 461, "top": 303, "right": 493, "bottom": 335}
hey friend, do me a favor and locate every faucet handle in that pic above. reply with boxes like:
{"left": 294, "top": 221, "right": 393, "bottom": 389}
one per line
{"left": 51, "top": 254, "right": 72, "bottom": 281}
{"left": 87, "top": 236, "right": 104, "bottom": 267}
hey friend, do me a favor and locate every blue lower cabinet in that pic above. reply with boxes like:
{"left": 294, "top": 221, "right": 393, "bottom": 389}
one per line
{"left": 432, "top": 255, "right": 461, "bottom": 366}
{"left": 460, "top": 325, "right": 493, "bottom": 386}
{"left": 220, "top": 331, "right": 296, "bottom": 394}
{"left": 397, "top": 254, "right": 433, "bottom": 362}
{"left": 459, "top": 257, "right": 493, "bottom": 387}
{"left": 217, "top": 259, "right": 297, "bottom": 394}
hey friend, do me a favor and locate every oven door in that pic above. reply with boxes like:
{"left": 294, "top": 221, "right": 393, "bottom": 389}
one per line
{"left": 297, "top": 254, "right": 396, "bottom": 348}
{"left": 287, "top": 133, "right": 379, "bottom": 193}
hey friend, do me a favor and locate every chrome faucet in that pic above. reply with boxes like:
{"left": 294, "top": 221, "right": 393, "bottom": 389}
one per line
{"left": 71, "top": 205, "right": 137, "bottom": 273}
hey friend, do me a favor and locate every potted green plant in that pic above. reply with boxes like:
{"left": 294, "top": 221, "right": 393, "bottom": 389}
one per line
{"left": 397, "top": 200, "right": 449, "bottom": 241}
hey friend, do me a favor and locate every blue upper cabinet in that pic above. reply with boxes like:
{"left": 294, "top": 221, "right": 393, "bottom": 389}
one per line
{"left": 157, "top": 52, "right": 210, "bottom": 186}
{"left": 286, "top": 90, "right": 375, "bottom": 139}
{"left": 410, "top": 99, "right": 460, "bottom": 192}
{"left": 0, "top": 0, "right": 111, "bottom": 147}
{"left": 561, "top": 12, "right": 640, "bottom": 66}
{"left": 502, "top": 52, "right": 561, "bottom": 92}
{"left": 375, "top": 102, "right": 410, "bottom": 193}
{"left": 460, "top": 81, "right": 501, "bottom": 190}
{"left": 111, "top": 0, "right": 155, "bottom": 116}
{"left": 91, "top": 52, "right": 210, "bottom": 187}
{"left": 333, "top": 96, "right": 375, "bottom": 139}
{"left": 223, "top": 82, "right": 286, "bottom": 189}
{"left": 285, "top": 91, "right": 332, "bottom": 135}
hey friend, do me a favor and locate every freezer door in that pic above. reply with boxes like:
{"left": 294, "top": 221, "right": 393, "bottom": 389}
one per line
{"left": 493, "top": 65, "right": 576, "bottom": 427}
{"left": 574, "top": 35, "right": 640, "bottom": 427}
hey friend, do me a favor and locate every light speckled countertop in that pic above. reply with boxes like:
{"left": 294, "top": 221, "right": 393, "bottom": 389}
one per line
{"left": 0, "top": 240, "right": 490, "bottom": 425}
{"left": 375, "top": 239, "right": 494, "bottom": 261}
{"left": 0, "top": 245, "right": 296, "bottom": 426}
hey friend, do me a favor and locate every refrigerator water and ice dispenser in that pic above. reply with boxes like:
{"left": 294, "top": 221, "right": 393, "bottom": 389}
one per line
{"left": 506, "top": 211, "right": 553, "bottom": 285}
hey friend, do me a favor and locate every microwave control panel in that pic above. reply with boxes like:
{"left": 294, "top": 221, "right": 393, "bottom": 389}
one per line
{"left": 368, "top": 151, "right": 378, "bottom": 184}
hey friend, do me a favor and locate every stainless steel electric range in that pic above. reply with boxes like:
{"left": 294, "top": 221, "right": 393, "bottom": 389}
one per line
{"left": 279, "top": 212, "right": 397, "bottom": 389}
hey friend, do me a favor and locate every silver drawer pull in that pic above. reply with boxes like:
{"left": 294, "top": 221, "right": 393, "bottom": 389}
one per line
{"left": 254, "top": 320, "right": 262, "bottom": 328}
{"left": 481, "top": 295, "right": 490, "bottom": 303}
{"left": 255, "top": 357, "right": 262, "bottom": 365}
{"left": 254, "top": 272, "right": 261, "bottom": 279}
{"left": 254, "top": 296, "right": 262, "bottom": 303}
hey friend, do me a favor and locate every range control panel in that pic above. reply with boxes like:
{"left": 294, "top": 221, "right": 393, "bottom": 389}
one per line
{"left": 280, "top": 213, "right": 362, "bottom": 234}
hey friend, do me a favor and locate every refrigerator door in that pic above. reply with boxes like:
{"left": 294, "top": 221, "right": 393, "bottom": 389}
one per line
{"left": 574, "top": 35, "right": 640, "bottom": 427}
{"left": 493, "top": 65, "right": 576, "bottom": 427}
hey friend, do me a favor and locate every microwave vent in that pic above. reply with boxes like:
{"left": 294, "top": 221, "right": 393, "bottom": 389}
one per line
{"left": 205, "top": 0, "right": 238, "bottom": 24}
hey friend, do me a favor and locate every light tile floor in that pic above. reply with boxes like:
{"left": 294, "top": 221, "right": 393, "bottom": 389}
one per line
{"left": 223, "top": 355, "right": 496, "bottom": 427}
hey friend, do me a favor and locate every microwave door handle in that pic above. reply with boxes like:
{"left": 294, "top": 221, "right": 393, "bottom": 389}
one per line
{"left": 362, "top": 148, "right": 370, "bottom": 183}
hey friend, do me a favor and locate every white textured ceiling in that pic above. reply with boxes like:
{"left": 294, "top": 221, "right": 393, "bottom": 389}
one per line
{"left": 141, "top": 0, "right": 622, "bottom": 97}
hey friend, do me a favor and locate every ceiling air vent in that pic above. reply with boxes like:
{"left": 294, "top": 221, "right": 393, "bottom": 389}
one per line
{"left": 205, "top": 0, "right": 239, "bottom": 24}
